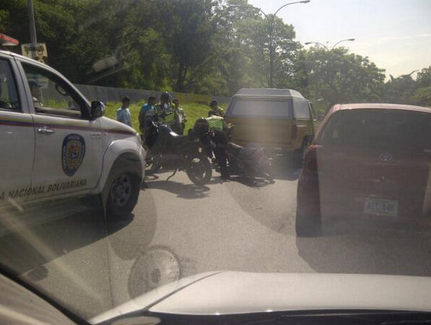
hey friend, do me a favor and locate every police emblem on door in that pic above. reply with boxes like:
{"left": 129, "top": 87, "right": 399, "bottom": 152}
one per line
{"left": 62, "top": 134, "right": 86, "bottom": 177}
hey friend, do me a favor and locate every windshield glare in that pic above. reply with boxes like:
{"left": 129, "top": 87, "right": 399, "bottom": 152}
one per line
{"left": 0, "top": 0, "right": 431, "bottom": 323}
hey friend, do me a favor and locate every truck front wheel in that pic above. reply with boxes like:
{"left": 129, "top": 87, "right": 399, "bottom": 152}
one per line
{"left": 105, "top": 159, "right": 141, "bottom": 219}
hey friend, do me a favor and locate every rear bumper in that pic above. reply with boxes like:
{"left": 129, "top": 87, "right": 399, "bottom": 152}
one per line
{"left": 320, "top": 205, "right": 431, "bottom": 224}
{"left": 320, "top": 211, "right": 431, "bottom": 237}
{"left": 297, "top": 197, "right": 431, "bottom": 228}
{"left": 297, "top": 176, "right": 431, "bottom": 226}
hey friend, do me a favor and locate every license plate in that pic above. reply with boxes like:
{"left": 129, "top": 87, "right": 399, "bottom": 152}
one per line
{"left": 363, "top": 198, "right": 398, "bottom": 217}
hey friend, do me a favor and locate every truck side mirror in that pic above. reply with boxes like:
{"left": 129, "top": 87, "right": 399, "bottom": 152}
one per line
{"left": 91, "top": 101, "right": 105, "bottom": 119}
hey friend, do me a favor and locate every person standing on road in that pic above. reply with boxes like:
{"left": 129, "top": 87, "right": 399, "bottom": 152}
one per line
{"left": 208, "top": 100, "right": 225, "bottom": 117}
{"left": 157, "top": 92, "right": 178, "bottom": 131}
{"left": 172, "top": 98, "right": 187, "bottom": 135}
{"left": 117, "top": 96, "right": 132, "bottom": 126}
{"left": 139, "top": 96, "right": 157, "bottom": 134}
{"left": 205, "top": 112, "right": 230, "bottom": 181}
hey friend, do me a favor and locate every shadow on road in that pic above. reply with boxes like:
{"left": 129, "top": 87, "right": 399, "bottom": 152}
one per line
{"left": 296, "top": 222, "right": 431, "bottom": 277}
{"left": 271, "top": 155, "right": 303, "bottom": 181}
{"left": 106, "top": 191, "right": 158, "bottom": 260}
{"left": 0, "top": 193, "right": 158, "bottom": 279}
{"left": 0, "top": 200, "right": 107, "bottom": 279}
{"left": 146, "top": 180, "right": 210, "bottom": 199}
{"left": 228, "top": 175, "right": 274, "bottom": 188}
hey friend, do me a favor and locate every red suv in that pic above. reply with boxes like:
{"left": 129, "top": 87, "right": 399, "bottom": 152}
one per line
{"left": 296, "top": 103, "right": 431, "bottom": 237}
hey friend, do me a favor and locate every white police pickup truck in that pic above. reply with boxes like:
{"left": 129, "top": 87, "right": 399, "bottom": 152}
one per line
{"left": 0, "top": 50, "right": 146, "bottom": 219}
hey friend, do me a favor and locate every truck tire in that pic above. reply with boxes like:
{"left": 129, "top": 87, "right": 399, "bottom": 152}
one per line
{"left": 295, "top": 211, "right": 321, "bottom": 237}
{"left": 105, "top": 158, "right": 141, "bottom": 219}
{"left": 297, "top": 137, "right": 312, "bottom": 160}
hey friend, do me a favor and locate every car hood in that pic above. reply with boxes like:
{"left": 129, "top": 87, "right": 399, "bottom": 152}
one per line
{"left": 98, "top": 116, "right": 137, "bottom": 135}
{"left": 91, "top": 271, "right": 431, "bottom": 324}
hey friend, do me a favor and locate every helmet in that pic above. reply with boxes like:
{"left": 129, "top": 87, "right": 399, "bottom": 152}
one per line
{"left": 209, "top": 100, "right": 218, "bottom": 108}
{"left": 193, "top": 118, "right": 209, "bottom": 137}
{"left": 160, "top": 91, "right": 171, "bottom": 101}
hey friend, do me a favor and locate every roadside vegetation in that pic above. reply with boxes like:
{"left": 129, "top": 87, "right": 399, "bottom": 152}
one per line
{"left": 2, "top": 0, "right": 430, "bottom": 112}
{"left": 104, "top": 102, "right": 213, "bottom": 133}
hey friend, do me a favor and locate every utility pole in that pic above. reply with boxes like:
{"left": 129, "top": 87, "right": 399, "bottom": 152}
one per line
{"left": 24, "top": 0, "right": 48, "bottom": 64}
{"left": 27, "top": 0, "right": 37, "bottom": 46}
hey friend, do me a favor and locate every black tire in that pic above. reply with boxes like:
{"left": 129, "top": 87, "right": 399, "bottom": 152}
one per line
{"left": 299, "top": 137, "right": 312, "bottom": 159}
{"left": 262, "top": 160, "right": 274, "bottom": 181}
{"left": 105, "top": 159, "right": 141, "bottom": 219}
{"left": 295, "top": 211, "right": 322, "bottom": 237}
{"left": 186, "top": 152, "right": 212, "bottom": 186}
{"left": 145, "top": 156, "right": 162, "bottom": 175}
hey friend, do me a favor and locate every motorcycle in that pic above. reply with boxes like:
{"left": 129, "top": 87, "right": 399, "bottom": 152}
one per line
{"left": 194, "top": 121, "right": 274, "bottom": 181}
{"left": 144, "top": 120, "right": 212, "bottom": 186}
{"left": 226, "top": 142, "right": 274, "bottom": 181}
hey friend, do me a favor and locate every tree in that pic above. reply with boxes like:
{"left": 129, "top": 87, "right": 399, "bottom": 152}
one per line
{"left": 153, "top": 0, "right": 218, "bottom": 93}
{"left": 209, "top": 0, "right": 301, "bottom": 94}
{"left": 411, "top": 66, "right": 431, "bottom": 107}
{"left": 382, "top": 74, "right": 417, "bottom": 105}
{"left": 303, "top": 47, "right": 385, "bottom": 110}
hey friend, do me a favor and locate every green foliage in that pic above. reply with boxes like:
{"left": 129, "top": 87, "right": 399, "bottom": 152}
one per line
{"left": 382, "top": 66, "right": 431, "bottom": 107}
{"left": 411, "top": 87, "right": 431, "bottom": 107}
{"left": 1, "top": 0, "right": 429, "bottom": 110}
{"left": 410, "top": 66, "right": 431, "bottom": 107}
{"left": 303, "top": 47, "right": 385, "bottom": 108}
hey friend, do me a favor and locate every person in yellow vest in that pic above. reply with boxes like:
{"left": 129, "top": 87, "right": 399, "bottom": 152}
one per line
{"left": 206, "top": 112, "right": 230, "bottom": 180}
{"left": 156, "top": 92, "right": 178, "bottom": 130}
{"left": 208, "top": 100, "right": 225, "bottom": 117}
{"left": 172, "top": 98, "right": 187, "bottom": 135}
{"left": 206, "top": 114, "right": 228, "bottom": 133}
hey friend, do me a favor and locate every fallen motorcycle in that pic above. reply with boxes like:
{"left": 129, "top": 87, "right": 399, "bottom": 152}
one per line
{"left": 145, "top": 121, "right": 212, "bottom": 186}
{"left": 226, "top": 142, "right": 274, "bottom": 181}
{"left": 191, "top": 118, "right": 273, "bottom": 181}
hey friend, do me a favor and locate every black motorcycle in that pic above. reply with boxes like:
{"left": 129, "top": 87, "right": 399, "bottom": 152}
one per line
{"left": 145, "top": 120, "right": 212, "bottom": 186}
{"left": 192, "top": 119, "right": 274, "bottom": 181}
{"left": 226, "top": 142, "right": 274, "bottom": 181}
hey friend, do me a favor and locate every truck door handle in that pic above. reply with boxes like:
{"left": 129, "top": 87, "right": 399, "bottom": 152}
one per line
{"left": 37, "top": 126, "right": 55, "bottom": 134}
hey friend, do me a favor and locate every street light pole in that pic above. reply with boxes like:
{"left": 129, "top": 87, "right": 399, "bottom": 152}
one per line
{"left": 27, "top": 0, "right": 37, "bottom": 45}
{"left": 305, "top": 38, "right": 355, "bottom": 51}
{"left": 331, "top": 38, "right": 355, "bottom": 50}
{"left": 304, "top": 41, "right": 328, "bottom": 50}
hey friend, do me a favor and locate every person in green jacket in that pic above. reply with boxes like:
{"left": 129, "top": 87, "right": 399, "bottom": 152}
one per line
{"left": 205, "top": 112, "right": 230, "bottom": 180}
{"left": 172, "top": 98, "right": 187, "bottom": 135}
{"left": 156, "top": 92, "right": 178, "bottom": 130}
{"left": 208, "top": 100, "right": 225, "bottom": 117}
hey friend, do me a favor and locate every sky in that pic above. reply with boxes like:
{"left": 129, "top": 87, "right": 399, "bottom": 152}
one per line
{"left": 246, "top": 0, "right": 431, "bottom": 78}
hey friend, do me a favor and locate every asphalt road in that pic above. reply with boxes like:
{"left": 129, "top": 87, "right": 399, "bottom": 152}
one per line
{"left": 1, "top": 158, "right": 431, "bottom": 320}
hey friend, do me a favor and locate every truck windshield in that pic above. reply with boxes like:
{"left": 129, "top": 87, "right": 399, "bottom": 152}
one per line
{"left": 229, "top": 98, "right": 292, "bottom": 118}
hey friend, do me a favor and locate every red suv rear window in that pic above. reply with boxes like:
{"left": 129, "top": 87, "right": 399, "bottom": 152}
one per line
{"left": 319, "top": 109, "right": 431, "bottom": 153}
